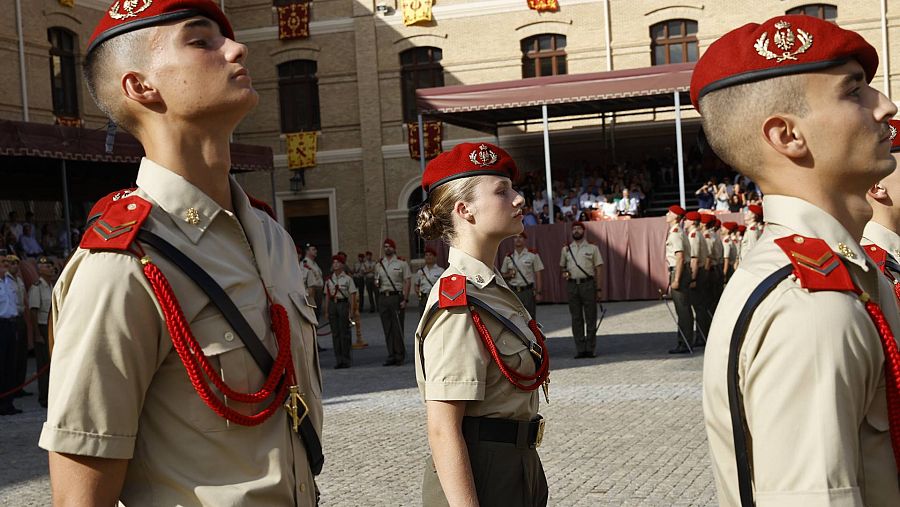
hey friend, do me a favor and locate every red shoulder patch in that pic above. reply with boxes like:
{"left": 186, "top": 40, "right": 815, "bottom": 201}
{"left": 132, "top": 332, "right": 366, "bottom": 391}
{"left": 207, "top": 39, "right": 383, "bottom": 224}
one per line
{"left": 246, "top": 193, "right": 276, "bottom": 220}
{"left": 864, "top": 244, "right": 888, "bottom": 273}
{"left": 439, "top": 275, "right": 468, "bottom": 309}
{"left": 80, "top": 195, "right": 151, "bottom": 252}
{"left": 87, "top": 188, "right": 138, "bottom": 225}
{"left": 774, "top": 235, "right": 855, "bottom": 292}
{"left": 529, "top": 248, "right": 538, "bottom": 254}
{"left": 690, "top": 232, "right": 697, "bottom": 238}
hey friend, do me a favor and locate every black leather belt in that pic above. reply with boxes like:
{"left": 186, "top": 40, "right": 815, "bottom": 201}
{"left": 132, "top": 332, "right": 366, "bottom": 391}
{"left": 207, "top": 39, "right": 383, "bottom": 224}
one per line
{"left": 462, "top": 416, "right": 545, "bottom": 449}
{"left": 568, "top": 277, "right": 593, "bottom": 285}
{"left": 510, "top": 283, "right": 534, "bottom": 292}
{"left": 381, "top": 291, "right": 402, "bottom": 296}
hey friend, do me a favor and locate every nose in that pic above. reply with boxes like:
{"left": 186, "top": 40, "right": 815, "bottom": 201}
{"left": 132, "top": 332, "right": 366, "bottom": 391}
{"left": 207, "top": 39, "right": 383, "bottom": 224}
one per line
{"left": 873, "top": 87, "right": 898, "bottom": 123}
{"left": 224, "top": 38, "right": 249, "bottom": 64}
{"left": 513, "top": 191, "right": 525, "bottom": 208}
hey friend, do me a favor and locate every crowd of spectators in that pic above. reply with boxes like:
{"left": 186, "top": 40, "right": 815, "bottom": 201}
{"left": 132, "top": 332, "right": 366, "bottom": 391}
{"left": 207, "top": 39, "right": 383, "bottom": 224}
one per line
{"left": 694, "top": 174, "right": 762, "bottom": 213}
{"left": 0, "top": 211, "right": 81, "bottom": 260}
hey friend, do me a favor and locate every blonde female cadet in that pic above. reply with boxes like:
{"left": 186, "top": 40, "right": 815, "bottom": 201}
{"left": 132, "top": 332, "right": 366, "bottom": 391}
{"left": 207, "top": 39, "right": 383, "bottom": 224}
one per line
{"left": 414, "top": 142, "right": 551, "bottom": 507}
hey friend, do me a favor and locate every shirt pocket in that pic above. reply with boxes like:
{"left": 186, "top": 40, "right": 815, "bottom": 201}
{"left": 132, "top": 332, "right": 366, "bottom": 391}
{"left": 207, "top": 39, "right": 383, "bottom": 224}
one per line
{"left": 492, "top": 328, "right": 533, "bottom": 375}
{"left": 187, "top": 305, "right": 268, "bottom": 432}
{"left": 290, "top": 291, "right": 323, "bottom": 397}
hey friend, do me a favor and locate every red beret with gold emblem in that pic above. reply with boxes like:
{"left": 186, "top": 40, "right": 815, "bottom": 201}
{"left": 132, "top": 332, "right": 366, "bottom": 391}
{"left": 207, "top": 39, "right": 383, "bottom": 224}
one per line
{"left": 424, "top": 247, "right": 437, "bottom": 256}
{"left": 699, "top": 213, "right": 715, "bottom": 224}
{"left": 685, "top": 211, "right": 701, "bottom": 222}
{"left": 332, "top": 254, "right": 346, "bottom": 264}
{"left": 890, "top": 119, "right": 900, "bottom": 153}
{"left": 422, "top": 142, "right": 518, "bottom": 193}
{"left": 668, "top": 205, "right": 686, "bottom": 217}
{"left": 722, "top": 221, "right": 738, "bottom": 231}
{"left": 691, "top": 15, "right": 878, "bottom": 111}
{"left": 87, "top": 0, "right": 234, "bottom": 55}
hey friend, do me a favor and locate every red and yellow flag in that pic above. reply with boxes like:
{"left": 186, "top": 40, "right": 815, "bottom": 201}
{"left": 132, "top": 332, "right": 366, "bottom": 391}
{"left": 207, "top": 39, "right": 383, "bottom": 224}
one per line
{"left": 408, "top": 122, "right": 442, "bottom": 160}
{"left": 277, "top": 1, "right": 310, "bottom": 40}
{"left": 58, "top": 0, "right": 75, "bottom": 7}
{"left": 286, "top": 132, "right": 317, "bottom": 169}
{"left": 527, "top": 0, "right": 559, "bottom": 12}
{"left": 402, "top": 0, "right": 433, "bottom": 26}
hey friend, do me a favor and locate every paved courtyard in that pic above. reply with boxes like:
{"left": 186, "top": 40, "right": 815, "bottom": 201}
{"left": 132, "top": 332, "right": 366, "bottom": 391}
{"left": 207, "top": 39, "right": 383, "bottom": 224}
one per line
{"left": 0, "top": 300, "right": 716, "bottom": 506}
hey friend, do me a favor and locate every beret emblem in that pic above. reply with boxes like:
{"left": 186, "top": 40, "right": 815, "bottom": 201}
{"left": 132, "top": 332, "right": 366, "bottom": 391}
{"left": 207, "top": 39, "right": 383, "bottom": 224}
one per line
{"left": 755, "top": 20, "right": 814, "bottom": 63}
{"left": 469, "top": 144, "right": 499, "bottom": 167}
{"left": 890, "top": 125, "right": 897, "bottom": 142}
{"left": 109, "top": 0, "right": 153, "bottom": 20}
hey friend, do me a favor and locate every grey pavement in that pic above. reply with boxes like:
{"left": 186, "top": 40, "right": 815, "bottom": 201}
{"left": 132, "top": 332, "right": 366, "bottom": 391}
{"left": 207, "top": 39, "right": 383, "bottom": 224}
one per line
{"left": 0, "top": 301, "right": 716, "bottom": 506}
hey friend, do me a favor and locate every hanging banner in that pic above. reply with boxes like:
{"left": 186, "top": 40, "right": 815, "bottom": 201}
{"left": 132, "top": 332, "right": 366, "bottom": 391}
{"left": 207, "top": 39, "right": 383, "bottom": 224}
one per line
{"left": 402, "top": 0, "right": 433, "bottom": 26}
{"left": 59, "top": 0, "right": 75, "bottom": 7}
{"left": 286, "top": 131, "right": 317, "bottom": 169}
{"left": 527, "top": 0, "right": 559, "bottom": 12}
{"left": 408, "top": 122, "right": 442, "bottom": 160}
{"left": 277, "top": 1, "right": 310, "bottom": 40}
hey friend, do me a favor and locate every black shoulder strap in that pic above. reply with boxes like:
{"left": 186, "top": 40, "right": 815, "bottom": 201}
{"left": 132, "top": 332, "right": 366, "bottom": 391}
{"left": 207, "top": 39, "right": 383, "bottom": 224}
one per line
{"left": 508, "top": 253, "right": 527, "bottom": 284}
{"left": 379, "top": 258, "right": 399, "bottom": 291}
{"left": 885, "top": 258, "right": 900, "bottom": 278}
{"left": 567, "top": 243, "right": 593, "bottom": 278}
{"left": 727, "top": 264, "right": 794, "bottom": 507}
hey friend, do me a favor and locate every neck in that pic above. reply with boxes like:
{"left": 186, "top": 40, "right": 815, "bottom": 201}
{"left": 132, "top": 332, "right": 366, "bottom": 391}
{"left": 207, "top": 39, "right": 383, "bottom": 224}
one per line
{"left": 573, "top": 237, "right": 584, "bottom": 244}
{"left": 869, "top": 205, "right": 900, "bottom": 236}
{"left": 515, "top": 245, "right": 526, "bottom": 252}
{"left": 425, "top": 261, "right": 434, "bottom": 267}
{"left": 139, "top": 123, "right": 234, "bottom": 211}
{"left": 771, "top": 186, "right": 872, "bottom": 241}
{"left": 454, "top": 233, "right": 500, "bottom": 268}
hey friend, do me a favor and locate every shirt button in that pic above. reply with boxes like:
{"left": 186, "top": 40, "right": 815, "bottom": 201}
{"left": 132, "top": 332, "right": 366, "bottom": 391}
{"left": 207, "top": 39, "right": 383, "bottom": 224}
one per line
{"left": 300, "top": 483, "right": 306, "bottom": 493}
{"left": 224, "top": 331, "right": 235, "bottom": 342}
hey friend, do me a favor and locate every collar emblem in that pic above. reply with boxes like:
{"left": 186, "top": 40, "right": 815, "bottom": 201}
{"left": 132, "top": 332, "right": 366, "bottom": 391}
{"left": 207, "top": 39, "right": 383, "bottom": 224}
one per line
{"left": 109, "top": 0, "right": 153, "bottom": 20}
{"left": 469, "top": 144, "right": 499, "bottom": 167}
{"left": 890, "top": 125, "right": 897, "bottom": 142}
{"left": 837, "top": 242, "right": 857, "bottom": 260}
{"left": 755, "top": 20, "right": 813, "bottom": 63}
{"left": 185, "top": 207, "right": 201, "bottom": 226}
{"left": 475, "top": 274, "right": 484, "bottom": 284}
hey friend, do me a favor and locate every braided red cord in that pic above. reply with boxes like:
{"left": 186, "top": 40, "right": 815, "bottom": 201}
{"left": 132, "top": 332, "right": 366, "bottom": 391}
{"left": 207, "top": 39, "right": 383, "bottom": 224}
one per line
{"left": 469, "top": 310, "right": 550, "bottom": 391}
{"left": 143, "top": 261, "right": 295, "bottom": 426}
{"left": 862, "top": 300, "right": 900, "bottom": 471}
{"left": 893, "top": 281, "right": 900, "bottom": 305}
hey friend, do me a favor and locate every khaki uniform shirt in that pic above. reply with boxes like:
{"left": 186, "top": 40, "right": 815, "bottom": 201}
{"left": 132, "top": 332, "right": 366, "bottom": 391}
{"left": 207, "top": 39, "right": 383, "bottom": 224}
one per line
{"left": 502, "top": 248, "right": 545, "bottom": 286}
{"left": 415, "top": 264, "right": 445, "bottom": 297}
{"left": 351, "top": 260, "right": 365, "bottom": 278}
{"left": 707, "top": 231, "right": 723, "bottom": 266}
{"left": 722, "top": 235, "right": 737, "bottom": 265}
{"left": 739, "top": 224, "right": 762, "bottom": 259}
{"left": 363, "top": 259, "right": 376, "bottom": 280}
{"left": 559, "top": 240, "right": 603, "bottom": 279}
{"left": 688, "top": 229, "right": 708, "bottom": 264}
{"left": 704, "top": 195, "right": 900, "bottom": 507}
{"left": 28, "top": 277, "right": 52, "bottom": 325}
{"left": 862, "top": 221, "right": 900, "bottom": 266}
{"left": 302, "top": 257, "right": 324, "bottom": 289}
{"left": 39, "top": 158, "right": 323, "bottom": 506}
{"left": 665, "top": 225, "right": 689, "bottom": 268}
{"left": 375, "top": 256, "right": 411, "bottom": 293}
{"left": 415, "top": 247, "right": 539, "bottom": 421}
{"left": 325, "top": 272, "right": 357, "bottom": 301}
{"left": 13, "top": 274, "right": 26, "bottom": 316}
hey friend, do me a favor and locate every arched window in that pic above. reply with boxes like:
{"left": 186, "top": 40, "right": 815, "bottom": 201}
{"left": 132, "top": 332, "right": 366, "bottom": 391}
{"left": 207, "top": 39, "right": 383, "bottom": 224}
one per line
{"left": 650, "top": 20, "right": 698, "bottom": 66}
{"left": 401, "top": 47, "right": 444, "bottom": 123}
{"left": 786, "top": 4, "right": 837, "bottom": 21}
{"left": 521, "top": 34, "right": 567, "bottom": 78}
{"left": 278, "top": 60, "right": 321, "bottom": 133}
{"left": 48, "top": 27, "right": 79, "bottom": 117}
{"left": 407, "top": 188, "right": 426, "bottom": 259}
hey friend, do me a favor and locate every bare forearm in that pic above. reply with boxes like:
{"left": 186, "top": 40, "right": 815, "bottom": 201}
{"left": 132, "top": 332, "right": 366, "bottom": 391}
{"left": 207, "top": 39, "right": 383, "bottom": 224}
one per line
{"left": 426, "top": 402, "right": 478, "bottom": 507}
{"left": 49, "top": 452, "right": 128, "bottom": 507}
{"left": 690, "top": 258, "right": 699, "bottom": 279}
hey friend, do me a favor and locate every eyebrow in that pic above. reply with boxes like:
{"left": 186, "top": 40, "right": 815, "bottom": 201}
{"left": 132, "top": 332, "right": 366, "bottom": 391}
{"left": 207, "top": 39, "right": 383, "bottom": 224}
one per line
{"left": 181, "top": 18, "right": 216, "bottom": 33}
{"left": 838, "top": 71, "right": 866, "bottom": 89}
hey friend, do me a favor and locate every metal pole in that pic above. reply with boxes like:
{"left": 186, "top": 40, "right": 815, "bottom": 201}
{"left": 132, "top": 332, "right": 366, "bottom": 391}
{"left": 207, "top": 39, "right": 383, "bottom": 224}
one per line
{"left": 270, "top": 169, "right": 277, "bottom": 221}
{"left": 15, "top": 0, "right": 28, "bottom": 122}
{"left": 881, "top": 0, "right": 891, "bottom": 98}
{"left": 674, "top": 91, "right": 686, "bottom": 209}
{"left": 61, "top": 159, "right": 72, "bottom": 254}
{"left": 541, "top": 105, "right": 554, "bottom": 225}
{"left": 603, "top": 0, "right": 612, "bottom": 71}
{"left": 220, "top": 0, "right": 225, "bottom": 13}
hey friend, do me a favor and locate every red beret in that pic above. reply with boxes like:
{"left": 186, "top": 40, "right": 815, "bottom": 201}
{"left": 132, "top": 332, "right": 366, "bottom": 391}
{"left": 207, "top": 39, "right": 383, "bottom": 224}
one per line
{"left": 572, "top": 221, "right": 586, "bottom": 229}
{"left": 87, "top": 0, "right": 234, "bottom": 55}
{"left": 685, "top": 211, "right": 701, "bottom": 222}
{"left": 890, "top": 119, "right": 900, "bottom": 153}
{"left": 668, "top": 205, "right": 686, "bottom": 217}
{"left": 738, "top": 225, "right": 748, "bottom": 233}
{"left": 332, "top": 254, "right": 346, "bottom": 264}
{"left": 691, "top": 15, "right": 878, "bottom": 111}
{"left": 424, "top": 247, "right": 437, "bottom": 256}
{"left": 722, "top": 221, "right": 738, "bottom": 231}
{"left": 714, "top": 219, "right": 722, "bottom": 228}
{"left": 383, "top": 238, "right": 396, "bottom": 249}
{"left": 748, "top": 204, "right": 764, "bottom": 217}
{"left": 365, "top": 251, "right": 373, "bottom": 256}
{"left": 421, "top": 143, "right": 518, "bottom": 193}
{"left": 699, "top": 213, "right": 715, "bottom": 224}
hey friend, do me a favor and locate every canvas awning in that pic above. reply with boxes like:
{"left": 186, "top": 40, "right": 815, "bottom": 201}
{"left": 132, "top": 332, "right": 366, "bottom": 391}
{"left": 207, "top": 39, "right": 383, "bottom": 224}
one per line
{"left": 416, "top": 62, "right": 695, "bottom": 133}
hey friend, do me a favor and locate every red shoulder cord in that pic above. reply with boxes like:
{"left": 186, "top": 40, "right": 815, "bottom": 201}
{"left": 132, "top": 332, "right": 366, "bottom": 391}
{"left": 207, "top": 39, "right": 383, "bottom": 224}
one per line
{"left": 142, "top": 258, "right": 296, "bottom": 426}
{"left": 469, "top": 310, "right": 550, "bottom": 391}
{"left": 855, "top": 288, "right": 900, "bottom": 471}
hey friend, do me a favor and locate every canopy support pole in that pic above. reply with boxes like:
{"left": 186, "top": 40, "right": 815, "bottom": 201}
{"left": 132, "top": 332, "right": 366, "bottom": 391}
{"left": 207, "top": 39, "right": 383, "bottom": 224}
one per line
{"left": 270, "top": 169, "right": 277, "bottom": 220}
{"left": 418, "top": 114, "right": 427, "bottom": 202}
{"left": 61, "top": 159, "right": 72, "bottom": 254}
{"left": 15, "top": 0, "right": 28, "bottom": 122}
{"left": 542, "top": 105, "right": 554, "bottom": 224}
{"left": 674, "top": 91, "right": 686, "bottom": 209}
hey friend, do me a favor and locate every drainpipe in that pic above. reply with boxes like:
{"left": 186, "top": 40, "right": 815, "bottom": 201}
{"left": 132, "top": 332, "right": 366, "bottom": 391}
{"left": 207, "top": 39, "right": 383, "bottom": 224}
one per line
{"left": 15, "top": 0, "right": 29, "bottom": 122}
{"left": 603, "top": 0, "right": 612, "bottom": 71}
{"left": 881, "top": 0, "right": 891, "bottom": 98}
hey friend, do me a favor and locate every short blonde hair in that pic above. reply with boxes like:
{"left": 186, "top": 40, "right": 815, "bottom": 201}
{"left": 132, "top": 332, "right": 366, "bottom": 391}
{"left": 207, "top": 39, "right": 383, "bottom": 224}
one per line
{"left": 416, "top": 177, "right": 484, "bottom": 243}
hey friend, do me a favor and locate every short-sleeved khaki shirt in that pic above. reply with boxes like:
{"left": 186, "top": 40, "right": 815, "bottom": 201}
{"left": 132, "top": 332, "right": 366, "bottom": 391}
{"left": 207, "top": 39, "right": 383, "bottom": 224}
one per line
{"left": 415, "top": 264, "right": 445, "bottom": 297}
{"left": 559, "top": 240, "right": 603, "bottom": 280}
{"left": 739, "top": 224, "right": 762, "bottom": 259}
{"left": 325, "top": 272, "right": 357, "bottom": 301}
{"left": 39, "top": 158, "right": 323, "bottom": 506}
{"left": 13, "top": 275, "right": 26, "bottom": 315}
{"left": 302, "top": 257, "right": 324, "bottom": 288}
{"left": 704, "top": 195, "right": 900, "bottom": 506}
{"left": 722, "top": 235, "right": 737, "bottom": 264}
{"left": 705, "top": 231, "right": 723, "bottom": 265}
{"left": 375, "top": 256, "right": 411, "bottom": 293}
{"left": 28, "top": 277, "right": 52, "bottom": 325}
{"left": 363, "top": 259, "right": 376, "bottom": 279}
{"left": 502, "top": 248, "right": 545, "bottom": 286}
{"left": 415, "top": 247, "right": 540, "bottom": 421}
{"left": 688, "top": 230, "right": 708, "bottom": 263}
{"left": 665, "top": 225, "right": 689, "bottom": 268}
{"left": 862, "top": 221, "right": 900, "bottom": 265}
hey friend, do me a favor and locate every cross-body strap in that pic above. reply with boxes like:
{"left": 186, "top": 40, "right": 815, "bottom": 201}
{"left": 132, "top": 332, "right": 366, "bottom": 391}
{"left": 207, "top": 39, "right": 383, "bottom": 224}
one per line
{"left": 508, "top": 253, "right": 528, "bottom": 285}
{"left": 566, "top": 243, "right": 593, "bottom": 279}
{"left": 379, "top": 258, "right": 399, "bottom": 292}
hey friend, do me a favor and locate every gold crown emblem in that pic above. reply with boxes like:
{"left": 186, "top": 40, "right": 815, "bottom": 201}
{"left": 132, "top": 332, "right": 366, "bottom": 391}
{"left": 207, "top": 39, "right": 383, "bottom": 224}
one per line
{"left": 109, "top": 0, "right": 153, "bottom": 20}
{"left": 755, "top": 20, "right": 814, "bottom": 63}
{"left": 469, "top": 144, "right": 499, "bottom": 167}
{"left": 891, "top": 125, "right": 898, "bottom": 142}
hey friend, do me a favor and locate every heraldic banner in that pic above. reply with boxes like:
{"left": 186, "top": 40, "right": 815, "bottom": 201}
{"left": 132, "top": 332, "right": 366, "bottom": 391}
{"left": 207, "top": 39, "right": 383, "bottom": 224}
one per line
{"left": 59, "top": 0, "right": 75, "bottom": 7}
{"left": 402, "top": 0, "right": 433, "bottom": 26}
{"left": 527, "top": 0, "right": 559, "bottom": 12}
{"left": 408, "top": 122, "right": 442, "bottom": 160}
{"left": 276, "top": 0, "right": 310, "bottom": 40}
{"left": 286, "top": 132, "right": 317, "bottom": 169}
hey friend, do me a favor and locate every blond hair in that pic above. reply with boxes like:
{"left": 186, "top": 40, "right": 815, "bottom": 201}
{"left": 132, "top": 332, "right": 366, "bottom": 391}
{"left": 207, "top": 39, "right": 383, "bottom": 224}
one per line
{"left": 416, "top": 176, "right": 484, "bottom": 243}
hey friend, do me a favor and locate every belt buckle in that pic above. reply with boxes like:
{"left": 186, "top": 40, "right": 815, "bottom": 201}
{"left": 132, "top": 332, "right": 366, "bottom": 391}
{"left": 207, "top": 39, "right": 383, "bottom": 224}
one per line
{"left": 529, "top": 341, "right": 543, "bottom": 359}
{"left": 535, "top": 418, "right": 545, "bottom": 448}
{"left": 284, "top": 385, "right": 310, "bottom": 433}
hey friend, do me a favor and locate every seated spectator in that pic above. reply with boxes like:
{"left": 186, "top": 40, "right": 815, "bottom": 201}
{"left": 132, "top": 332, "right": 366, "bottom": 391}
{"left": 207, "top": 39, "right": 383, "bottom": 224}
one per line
{"left": 522, "top": 205, "right": 538, "bottom": 227}
{"left": 728, "top": 194, "right": 743, "bottom": 212}
{"left": 6, "top": 211, "right": 22, "bottom": 242}
{"left": 539, "top": 205, "right": 551, "bottom": 224}
{"left": 577, "top": 211, "right": 591, "bottom": 222}
{"left": 559, "top": 197, "right": 575, "bottom": 217}
{"left": 714, "top": 183, "right": 730, "bottom": 211}
{"left": 41, "top": 224, "right": 60, "bottom": 256}
{"left": 18, "top": 224, "right": 43, "bottom": 257}
{"left": 532, "top": 190, "right": 547, "bottom": 214}
{"left": 614, "top": 188, "right": 640, "bottom": 217}
{"left": 695, "top": 181, "right": 716, "bottom": 210}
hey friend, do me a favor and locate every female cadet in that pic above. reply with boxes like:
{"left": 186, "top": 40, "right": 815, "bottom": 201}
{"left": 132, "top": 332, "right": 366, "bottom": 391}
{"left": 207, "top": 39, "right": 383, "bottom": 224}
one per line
{"left": 414, "top": 142, "right": 551, "bottom": 507}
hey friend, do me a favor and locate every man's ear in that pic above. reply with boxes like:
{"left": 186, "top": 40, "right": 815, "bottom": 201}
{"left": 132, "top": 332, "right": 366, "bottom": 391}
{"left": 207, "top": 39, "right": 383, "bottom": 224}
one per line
{"left": 762, "top": 114, "right": 808, "bottom": 160}
{"left": 868, "top": 183, "right": 889, "bottom": 202}
{"left": 122, "top": 72, "right": 161, "bottom": 105}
